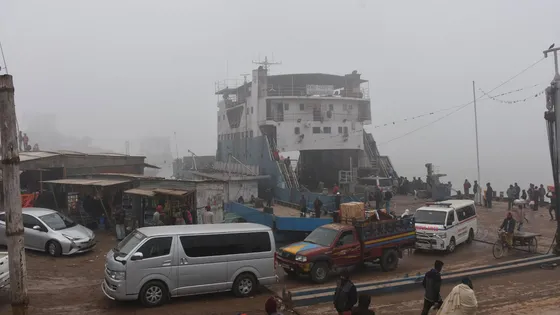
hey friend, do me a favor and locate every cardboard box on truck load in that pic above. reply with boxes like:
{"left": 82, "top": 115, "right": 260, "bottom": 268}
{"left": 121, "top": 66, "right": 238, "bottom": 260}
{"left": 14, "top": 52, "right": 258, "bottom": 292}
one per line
{"left": 339, "top": 202, "right": 364, "bottom": 223}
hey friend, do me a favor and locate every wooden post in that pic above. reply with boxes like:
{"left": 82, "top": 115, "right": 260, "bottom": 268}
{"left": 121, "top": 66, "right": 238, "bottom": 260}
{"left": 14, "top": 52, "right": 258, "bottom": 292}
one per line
{"left": 0, "top": 74, "right": 29, "bottom": 314}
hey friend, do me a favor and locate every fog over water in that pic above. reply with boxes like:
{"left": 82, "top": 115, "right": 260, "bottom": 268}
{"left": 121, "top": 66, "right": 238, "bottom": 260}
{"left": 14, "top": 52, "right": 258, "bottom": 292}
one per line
{"left": 1, "top": 0, "right": 559, "bottom": 191}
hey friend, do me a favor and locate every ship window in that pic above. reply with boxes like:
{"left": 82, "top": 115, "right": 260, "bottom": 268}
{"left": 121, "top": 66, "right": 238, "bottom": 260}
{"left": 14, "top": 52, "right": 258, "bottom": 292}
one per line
{"left": 343, "top": 104, "right": 348, "bottom": 110}
{"left": 299, "top": 104, "right": 304, "bottom": 111}
{"left": 250, "top": 130, "right": 253, "bottom": 138}
{"left": 284, "top": 103, "right": 289, "bottom": 111}
{"left": 312, "top": 127, "right": 321, "bottom": 134}
{"left": 329, "top": 104, "right": 334, "bottom": 111}
{"left": 294, "top": 127, "right": 300, "bottom": 135}
{"left": 343, "top": 127, "right": 349, "bottom": 134}
{"left": 323, "top": 127, "right": 331, "bottom": 134}
{"left": 338, "top": 126, "right": 343, "bottom": 134}
{"left": 245, "top": 131, "right": 249, "bottom": 138}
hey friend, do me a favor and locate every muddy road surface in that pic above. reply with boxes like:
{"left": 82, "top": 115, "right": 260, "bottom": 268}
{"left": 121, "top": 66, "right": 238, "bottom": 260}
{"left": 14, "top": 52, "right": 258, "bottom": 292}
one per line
{"left": 0, "top": 196, "right": 556, "bottom": 314}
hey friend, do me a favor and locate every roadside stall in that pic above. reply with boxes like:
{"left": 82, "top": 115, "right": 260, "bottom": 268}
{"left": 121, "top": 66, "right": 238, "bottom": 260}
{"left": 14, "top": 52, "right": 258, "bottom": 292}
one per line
{"left": 124, "top": 187, "right": 197, "bottom": 227}
{"left": 42, "top": 178, "right": 134, "bottom": 230}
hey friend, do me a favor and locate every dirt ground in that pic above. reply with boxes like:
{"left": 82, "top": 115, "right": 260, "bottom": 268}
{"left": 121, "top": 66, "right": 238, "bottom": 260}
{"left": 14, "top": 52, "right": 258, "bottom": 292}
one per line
{"left": 0, "top": 195, "right": 558, "bottom": 315}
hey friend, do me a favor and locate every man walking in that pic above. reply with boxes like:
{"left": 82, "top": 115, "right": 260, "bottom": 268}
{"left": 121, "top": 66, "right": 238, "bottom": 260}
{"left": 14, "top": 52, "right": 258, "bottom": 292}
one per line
{"left": 114, "top": 207, "right": 126, "bottom": 241}
{"left": 485, "top": 183, "right": 494, "bottom": 209}
{"left": 473, "top": 181, "right": 480, "bottom": 205}
{"left": 374, "top": 188, "right": 383, "bottom": 211}
{"left": 333, "top": 270, "right": 358, "bottom": 315}
{"left": 547, "top": 188, "right": 556, "bottom": 221}
{"left": 384, "top": 189, "right": 393, "bottom": 212}
{"left": 300, "top": 195, "right": 307, "bottom": 217}
{"left": 202, "top": 205, "right": 214, "bottom": 224}
{"left": 514, "top": 183, "right": 521, "bottom": 200}
{"left": 313, "top": 197, "right": 323, "bottom": 218}
{"left": 463, "top": 179, "right": 471, "bottom": 196}
{"left": 507, "top": 185, "right": 515, "bottom": 210}
{"left": 539, "top": 184, "right": 546, "bottom": 207}
{"left": 421, "top": 260, "right": 444, "bottom": 315}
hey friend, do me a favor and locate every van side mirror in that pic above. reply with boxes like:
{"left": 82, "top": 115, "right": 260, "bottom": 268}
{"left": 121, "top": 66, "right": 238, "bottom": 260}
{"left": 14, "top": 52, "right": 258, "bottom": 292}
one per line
{"left": 131, "top": 252, "right": 144, "bottom": 261}
{"left": 32, "top": 225, "right": 42, "bottom": 231}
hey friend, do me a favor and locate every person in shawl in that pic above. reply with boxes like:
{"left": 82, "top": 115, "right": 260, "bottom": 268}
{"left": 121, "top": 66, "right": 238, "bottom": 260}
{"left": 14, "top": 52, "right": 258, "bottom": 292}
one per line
{"left": 436, "top": 277, "right": 478, "bottom": 315}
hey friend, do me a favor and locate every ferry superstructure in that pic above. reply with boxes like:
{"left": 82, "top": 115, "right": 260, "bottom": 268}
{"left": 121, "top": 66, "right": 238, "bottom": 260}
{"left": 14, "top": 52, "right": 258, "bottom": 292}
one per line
{"left": 215, "top": 63, "right": 396, "bottom": 192}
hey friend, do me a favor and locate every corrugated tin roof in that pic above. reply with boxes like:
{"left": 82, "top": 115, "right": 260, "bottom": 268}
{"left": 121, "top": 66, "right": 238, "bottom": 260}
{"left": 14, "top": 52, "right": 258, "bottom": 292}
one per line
{"left": 153, "top": 188, "right": 195, "bottom": 196}
{"left": 19, "top": 151, "right": 60, "bottom": 162}
{"left": 42, "top": 179, "right": 131, "bottom": 187}
{"left": 124, "top": 188, "right": 156, "bottom": 197}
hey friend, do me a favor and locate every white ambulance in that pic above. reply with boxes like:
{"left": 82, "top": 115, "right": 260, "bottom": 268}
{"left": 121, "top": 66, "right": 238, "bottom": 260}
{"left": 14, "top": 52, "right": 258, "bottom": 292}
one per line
{"left": 414, "top": 200, "right": 478, "bottom": 253}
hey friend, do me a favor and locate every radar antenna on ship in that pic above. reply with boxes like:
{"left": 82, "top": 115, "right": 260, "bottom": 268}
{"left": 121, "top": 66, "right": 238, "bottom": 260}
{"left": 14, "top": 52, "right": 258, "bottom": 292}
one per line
{"left": 252, "top": 55, "right": 282, "bottom": 72}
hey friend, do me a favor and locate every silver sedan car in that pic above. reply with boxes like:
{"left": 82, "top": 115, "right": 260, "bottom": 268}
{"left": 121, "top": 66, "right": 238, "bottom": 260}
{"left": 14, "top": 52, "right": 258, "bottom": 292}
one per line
{"left": 0, "top": 207, "right": 96, "bottom": 257}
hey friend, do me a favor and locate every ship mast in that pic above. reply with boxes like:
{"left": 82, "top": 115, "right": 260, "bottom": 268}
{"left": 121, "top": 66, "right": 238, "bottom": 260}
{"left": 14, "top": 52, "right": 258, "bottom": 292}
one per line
{"left": 252, "top": 56, "right": 282, "bottom": 73}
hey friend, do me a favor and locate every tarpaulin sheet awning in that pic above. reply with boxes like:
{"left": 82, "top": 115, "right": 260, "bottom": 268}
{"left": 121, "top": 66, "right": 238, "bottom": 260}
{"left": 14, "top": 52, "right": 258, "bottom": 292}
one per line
{"left": 124, "top": 188, "right": 156, "bottom": 197}
{"left": 42, "top": 179, "right": 131, "bottom": 187}
{"left": 153, "top": 188, "right": 195, "bottom": 197}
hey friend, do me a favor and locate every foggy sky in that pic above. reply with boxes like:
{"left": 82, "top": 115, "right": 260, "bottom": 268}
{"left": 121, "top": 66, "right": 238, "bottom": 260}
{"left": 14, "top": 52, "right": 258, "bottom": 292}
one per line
{"left": 1, "top": 0, "right": 559, "bottom": 191}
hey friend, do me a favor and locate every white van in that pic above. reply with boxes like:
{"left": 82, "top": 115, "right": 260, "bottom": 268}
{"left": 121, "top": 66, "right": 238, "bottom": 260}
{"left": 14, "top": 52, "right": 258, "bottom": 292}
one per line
{"left": 414, "top": 200, "right": 478, "bottom": 253}
{"left": 102, "top": 223, "right": 277, "bottom": 307}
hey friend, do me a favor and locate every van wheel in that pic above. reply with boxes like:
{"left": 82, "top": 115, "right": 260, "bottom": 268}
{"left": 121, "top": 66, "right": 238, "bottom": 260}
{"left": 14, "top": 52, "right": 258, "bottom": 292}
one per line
{"left": 466, "top": 229, "right": 475, "bottom": 244}
{"left": 46, "top": 241, "right": 62, "bottom": 257}
{"left": 233, "top": 273, "right": 257, "bottom": 297}
{"left": 447, "top": 237, "right": 456, "bottom": 253}
{"left": 310, "top": 262, "right": 329, "bottom": 284}
{"left": 139, "top": 281, "right": 168, "bottom": 307}
{"left": 380, "top": 249, "right": 399, "bottom": 271}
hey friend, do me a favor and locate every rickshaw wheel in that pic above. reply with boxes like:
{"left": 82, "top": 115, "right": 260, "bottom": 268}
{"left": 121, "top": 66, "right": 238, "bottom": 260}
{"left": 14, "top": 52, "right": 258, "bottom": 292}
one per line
{"left": 493, "top": 240, "right": 505, "bottom": 259}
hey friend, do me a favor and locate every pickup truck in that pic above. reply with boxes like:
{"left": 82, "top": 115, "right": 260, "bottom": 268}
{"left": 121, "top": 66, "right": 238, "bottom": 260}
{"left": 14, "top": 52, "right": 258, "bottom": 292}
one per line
{"left": 0, "top": 251, "right": 8, "bottom": 289}
{"left": 275, "top": 215, "right": 415, "bottom": 283}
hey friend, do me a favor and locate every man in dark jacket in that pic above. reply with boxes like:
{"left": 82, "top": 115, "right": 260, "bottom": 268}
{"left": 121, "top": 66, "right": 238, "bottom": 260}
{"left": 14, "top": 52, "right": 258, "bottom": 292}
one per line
{"left": 421, "top": 260, "right": 444, "bottom": 315}
{"left": 299, "top": 195, "right": 307, "bottom": 217}
{"left": 514, "top": 183, "right": 521, "bottom": 199}
{"left": 500, "top": 212, "right": 516, "bottom": 248}
{"left": 313, "top": 197, "right": 323, "bottom": 218}
{"left": 351, "top": 294, "right": 375, "bottom": 315}
{"left": 485, "top": 183, "right": 494, "bottom": 208}
{"left": 333, "top": 270, "right": 358, "bottom": 315}
{"left": 334, "top": 192, "right": 342, "bottom": 211}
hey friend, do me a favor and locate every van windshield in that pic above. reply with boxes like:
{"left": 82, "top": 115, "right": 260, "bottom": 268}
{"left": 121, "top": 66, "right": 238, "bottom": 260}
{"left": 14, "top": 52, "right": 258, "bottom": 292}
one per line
{"left": 114, "top": 230, "right": 146, "bottom": 257}
{"left": 304, "top": 227, "right": 338, "bottom": 247}
{"left": 378, "top": 178, "right": 393, "bottom": 187}
{"left": 414, "top": 210, "right": 447, "bottom": 225}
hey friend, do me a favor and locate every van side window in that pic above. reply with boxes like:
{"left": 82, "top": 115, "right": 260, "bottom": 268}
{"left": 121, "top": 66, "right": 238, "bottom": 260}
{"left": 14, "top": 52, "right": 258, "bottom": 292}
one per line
{"left": 0, "top": 214, "right": 5, "bottom": 222}
{"left": 464, "top": 206, "right": 476, "bottom": 218}
{"left": 446, "top": 211, "right": 455, "bottom": 226}
{"left": 180, "top": 232, "right": 271, "bottom": 257}
{"left": 456, "top": 209, "right": 466, "bottom": 221}
{"left": 137, "top": 237, "right": 172, "bottom": 259}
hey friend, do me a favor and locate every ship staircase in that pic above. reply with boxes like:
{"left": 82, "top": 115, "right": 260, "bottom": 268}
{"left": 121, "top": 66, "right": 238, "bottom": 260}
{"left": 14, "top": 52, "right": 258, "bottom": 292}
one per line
{"left": 266, "top": 137, "right": 300, "bottom": 189}
{"left": 363, "top": 132, "right": 396, "bottom": 178}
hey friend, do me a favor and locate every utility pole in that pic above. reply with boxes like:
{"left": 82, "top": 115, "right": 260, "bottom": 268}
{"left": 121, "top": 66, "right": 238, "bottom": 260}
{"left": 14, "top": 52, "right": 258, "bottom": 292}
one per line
{"left": 472, "top": 81, "right": 482, "bottom": 206}
{"left": 0, "top": 74, "right": 29, "bottom": 315}
{"left": 543, "top": 45, "right": 560, "bottom": 254}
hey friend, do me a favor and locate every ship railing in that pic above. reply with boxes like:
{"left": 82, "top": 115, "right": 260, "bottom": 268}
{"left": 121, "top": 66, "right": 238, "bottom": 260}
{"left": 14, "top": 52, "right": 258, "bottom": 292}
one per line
{"left": 215, "top": 79, "right": 245, "bottom": 94}
{"left": 266, "top": 85, "right": 368, "bottom": 99}
{"left": 260, "top": 112, "right": 369, "bottom": 123}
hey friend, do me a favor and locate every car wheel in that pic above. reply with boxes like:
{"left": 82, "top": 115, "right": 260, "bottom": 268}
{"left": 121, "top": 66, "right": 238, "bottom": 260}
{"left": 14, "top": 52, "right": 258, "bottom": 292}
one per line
{"left": 233, "top": 273, "right": 257, "bottom": 297}
{"left": 310, "top": 262, "right": 329, "bottom": 284}
{"left": 46, "top": 241, "right": 62, "bottom": 257}
{"left": 139, "top": 281, "right": 168, "bottom": 307}
{"left": 447, "top": 237, "right": 456, "bottom": 253}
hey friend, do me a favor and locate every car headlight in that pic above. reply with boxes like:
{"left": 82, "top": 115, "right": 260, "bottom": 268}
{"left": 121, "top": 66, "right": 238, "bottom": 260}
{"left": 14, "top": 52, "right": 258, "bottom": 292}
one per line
{"left": 295, "top": 255, "right": 307, "bottom": 262}
{"left": 62, "top": 234, "right": 75, "bottom": 242}
{"left": 109, "top": 270, "right": 126, "bottom": 280}
{"left": 437, "top": 232, "right": 447, "bottom": 239}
